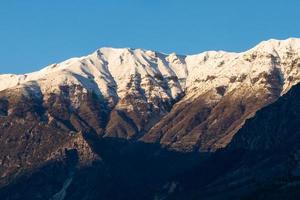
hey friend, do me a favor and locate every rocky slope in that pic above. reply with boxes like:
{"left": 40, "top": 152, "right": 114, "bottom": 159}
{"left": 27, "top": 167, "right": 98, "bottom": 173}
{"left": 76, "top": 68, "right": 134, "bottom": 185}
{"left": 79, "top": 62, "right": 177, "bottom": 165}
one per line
{"left": 1, "top": 38, "right": 300, "bottom": 199}
{"left": 169, "top": 80, "right": 300, "bottom": 200}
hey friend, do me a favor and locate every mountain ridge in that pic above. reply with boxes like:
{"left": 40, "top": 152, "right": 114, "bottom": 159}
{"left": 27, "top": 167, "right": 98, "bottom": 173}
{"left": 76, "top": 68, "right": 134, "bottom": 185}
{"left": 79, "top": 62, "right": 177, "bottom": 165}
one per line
{"left": 1, "top": 38, "right": 300, "bottom": 151}
{"left": 2, "top": 37, "right": 300, "bottom": 95}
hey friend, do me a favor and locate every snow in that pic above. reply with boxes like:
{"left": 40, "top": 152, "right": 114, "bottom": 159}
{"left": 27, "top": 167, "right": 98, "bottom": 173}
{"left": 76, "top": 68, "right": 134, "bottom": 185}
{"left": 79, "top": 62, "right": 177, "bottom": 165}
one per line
{"left": 1, "top": 38, "right": 300, "bottom": 104}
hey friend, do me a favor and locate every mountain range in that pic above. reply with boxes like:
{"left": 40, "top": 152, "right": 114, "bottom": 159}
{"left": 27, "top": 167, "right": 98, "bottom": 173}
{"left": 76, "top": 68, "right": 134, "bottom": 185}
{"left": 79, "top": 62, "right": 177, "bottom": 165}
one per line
{"left": 1, "top": 38, "right": 300, "bottom": 199}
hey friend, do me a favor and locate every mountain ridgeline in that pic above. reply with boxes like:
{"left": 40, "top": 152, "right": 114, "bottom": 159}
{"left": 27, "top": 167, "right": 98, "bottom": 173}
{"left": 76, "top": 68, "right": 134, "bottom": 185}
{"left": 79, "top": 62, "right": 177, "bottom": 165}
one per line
{"left": 1, "top": 38, "right": 300, "bottom": 199}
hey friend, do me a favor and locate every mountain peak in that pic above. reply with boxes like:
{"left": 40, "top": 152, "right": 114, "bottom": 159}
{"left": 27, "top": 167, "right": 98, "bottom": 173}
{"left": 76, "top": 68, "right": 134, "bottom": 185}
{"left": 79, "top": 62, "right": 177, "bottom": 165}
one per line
{"left": 250, "top": 37, "right": 300, "bottom": 54}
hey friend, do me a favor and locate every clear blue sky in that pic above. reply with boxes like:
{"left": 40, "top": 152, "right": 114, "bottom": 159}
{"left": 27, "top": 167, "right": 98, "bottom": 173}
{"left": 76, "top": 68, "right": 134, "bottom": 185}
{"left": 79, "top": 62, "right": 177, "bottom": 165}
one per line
{"left": 1, "top": 0, "right": 300, "bottom": 74}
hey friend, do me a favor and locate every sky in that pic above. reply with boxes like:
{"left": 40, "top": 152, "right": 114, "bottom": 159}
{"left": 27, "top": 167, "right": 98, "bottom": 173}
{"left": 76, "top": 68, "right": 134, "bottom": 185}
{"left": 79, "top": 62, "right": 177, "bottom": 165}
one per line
{"left": 0, "top": 0, "right": 300, "bottom": 74}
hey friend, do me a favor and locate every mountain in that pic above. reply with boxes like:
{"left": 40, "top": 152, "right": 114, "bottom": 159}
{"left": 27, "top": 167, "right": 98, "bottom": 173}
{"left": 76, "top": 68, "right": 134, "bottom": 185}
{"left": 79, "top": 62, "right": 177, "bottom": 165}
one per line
{"left": 1, "top": 38, "right": 300, "bottom": 199}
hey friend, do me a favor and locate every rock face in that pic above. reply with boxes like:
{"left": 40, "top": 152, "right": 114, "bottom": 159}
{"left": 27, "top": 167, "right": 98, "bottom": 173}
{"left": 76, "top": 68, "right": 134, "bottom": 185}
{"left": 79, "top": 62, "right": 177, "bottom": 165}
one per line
{"left": 1, "top": 38, "right": 300, "bottom": 199}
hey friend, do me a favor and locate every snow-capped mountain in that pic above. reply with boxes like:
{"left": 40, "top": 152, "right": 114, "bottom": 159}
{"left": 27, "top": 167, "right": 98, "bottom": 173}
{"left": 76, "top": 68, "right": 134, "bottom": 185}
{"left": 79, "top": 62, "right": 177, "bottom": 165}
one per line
{"left": 1, "top": 38, "right": 300, "bottom": 150}
{"left": 2, "top": 38, "right": 300, "bottom": 199}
